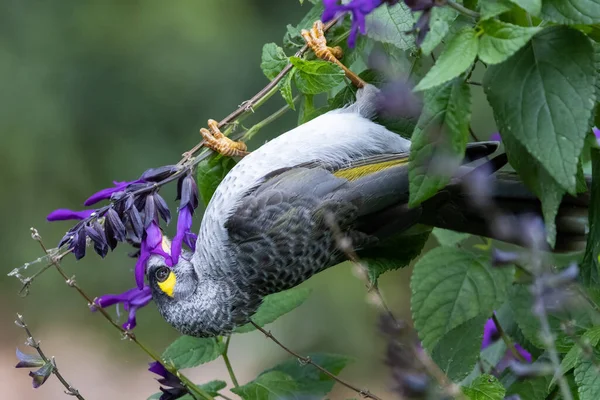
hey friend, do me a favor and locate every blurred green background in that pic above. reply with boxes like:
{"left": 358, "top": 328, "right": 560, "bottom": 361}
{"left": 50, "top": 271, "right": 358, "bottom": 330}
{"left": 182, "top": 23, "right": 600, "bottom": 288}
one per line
{"left": 1, "top": 1, "right": 497, "bottom": 398}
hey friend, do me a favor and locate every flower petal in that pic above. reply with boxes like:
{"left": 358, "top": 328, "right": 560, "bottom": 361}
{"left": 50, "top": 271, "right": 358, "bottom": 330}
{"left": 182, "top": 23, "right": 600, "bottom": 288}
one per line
{"left": 47, "top": 209, "right": 94, "bottom": 222}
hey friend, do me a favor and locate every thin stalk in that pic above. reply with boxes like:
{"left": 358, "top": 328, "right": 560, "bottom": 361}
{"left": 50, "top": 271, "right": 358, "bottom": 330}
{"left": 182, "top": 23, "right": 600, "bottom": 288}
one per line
{"left": 491, "top": 314, "right": 527, "bottom": 363}
{"left": 242, "top": 96, "right": 299, "bottom": 142}
{"left": 447, "top": 0, "right": 480, "bottom": 19}
{"left": 221, "top": 336, "right": 240, "bottom": 388}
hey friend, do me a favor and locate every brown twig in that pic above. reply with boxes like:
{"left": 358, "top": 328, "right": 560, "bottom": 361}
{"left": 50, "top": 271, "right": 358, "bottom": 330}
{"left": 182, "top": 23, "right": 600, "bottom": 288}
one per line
{"left": 250, "top": 321, "right": 382, "bottom": 400}
{"left": 29, "top": 228, "right": 212, "bottom": 400}
{"left": 15, "top": 313, "right": 84, "bottom": 399}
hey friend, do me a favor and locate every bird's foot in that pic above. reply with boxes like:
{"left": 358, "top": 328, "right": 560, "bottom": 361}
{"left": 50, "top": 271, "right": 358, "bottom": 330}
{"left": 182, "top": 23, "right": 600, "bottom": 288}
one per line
{"left": 301, "top": 20, "right": 365, "bottom": 88}
{"left": 200, "top": 119, "right": 249, "bottom": 158}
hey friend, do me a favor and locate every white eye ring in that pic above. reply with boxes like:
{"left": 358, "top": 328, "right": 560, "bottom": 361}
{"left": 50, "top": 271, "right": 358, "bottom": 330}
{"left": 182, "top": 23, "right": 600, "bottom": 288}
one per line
{"left": 155, "top": 266, "right": 170, "bottom": 283}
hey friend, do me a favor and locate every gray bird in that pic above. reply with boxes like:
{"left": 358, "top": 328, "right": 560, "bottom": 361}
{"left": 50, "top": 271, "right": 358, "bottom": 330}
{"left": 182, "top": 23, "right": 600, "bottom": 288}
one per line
{"left": 147, "top": 84, "right": 589, "bottom": 338}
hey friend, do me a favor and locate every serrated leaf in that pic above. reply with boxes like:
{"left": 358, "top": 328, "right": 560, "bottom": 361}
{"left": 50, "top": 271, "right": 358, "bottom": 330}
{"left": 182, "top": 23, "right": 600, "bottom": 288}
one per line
{"left": 420, "top": 6, "right": 458, "bottom": 55}
{"left": 231, "top": 371, "right": 298, "bottom": 400}
{"left": 506, "top": 375, "right": 551, "bottom": 400}
{"left": 551, "top": 326, "right": 600, "bottom": 387}
{"left": 478, "top": 20, "right": 541, "bottom": 65}
{"left": 414, "top": 28, "right": 478, "bottom": 91}
{"left": 433, "top": 228, "right": 469, "bottom": 247}
{"left": 508, "top": 0, "right": 541, "bottom": 15}
{"left": 411, "top": 247, "right": 513, "bottom": 350}
{"left": 261, "top": 43, "right": 288, "bottom": 81}
{"left": 162, "top": 336, "right": 224, "bottom": 369}
{"left": 196, "top": 155, "right": 236, "bottom": 207}
{"left": 581, "top": 148, "right": 600, "bottom": 286}
{"left": 290, "top": 57, "right": 345, "bottom": 95}
{"left": 365, "top": 2, "right": 415, "bottom": 51}
{"left": 575, "top": 358, "right": 600, "bottom": 400}
{"left": 462, "top": 374, "right": 506, "bottom": 400}
{"left": 483, "top": 26, "right": 596, "bottom": 195}
{"left": 359, "top": 226, "right": 431, "bottom": 283}
{"left": 479, "top": 0, "right": 515, "bottom": 20}
{"left": 508, "top": 284, "right": 598, "bottom": 353}
{"left": 283, "top": 2, "right": 324, "bottom": 51}
{"left": 265, "top": 353, "right": 352, "bottom": 396}
{"left": 432, "top": 315, "right": 488, "bottom": 382}
{"left": 408, "top": 78, "right": 471, "bottom": 207}
{"left": 235, "top": 287, "right": 312, "bottom": 333}
{"left": 541, "top": 0, "right": 600, "bottom": 25}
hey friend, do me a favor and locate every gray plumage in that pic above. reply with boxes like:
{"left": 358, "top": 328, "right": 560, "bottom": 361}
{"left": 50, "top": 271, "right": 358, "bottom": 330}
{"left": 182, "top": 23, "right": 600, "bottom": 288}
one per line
{"left": 147, "top": 84, "right": 589, "bottom": 337}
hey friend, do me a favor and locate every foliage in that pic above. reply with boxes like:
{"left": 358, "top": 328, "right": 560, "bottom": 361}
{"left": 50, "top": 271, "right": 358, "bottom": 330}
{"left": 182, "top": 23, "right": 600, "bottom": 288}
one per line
{"left": 13, "top": 0, "right": 600, "bottom": 399}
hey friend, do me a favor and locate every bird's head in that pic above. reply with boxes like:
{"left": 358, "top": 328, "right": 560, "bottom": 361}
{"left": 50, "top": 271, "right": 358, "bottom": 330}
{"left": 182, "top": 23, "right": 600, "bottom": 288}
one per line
{"left": 146, "top": 252, "right": 201, "bottom": 330}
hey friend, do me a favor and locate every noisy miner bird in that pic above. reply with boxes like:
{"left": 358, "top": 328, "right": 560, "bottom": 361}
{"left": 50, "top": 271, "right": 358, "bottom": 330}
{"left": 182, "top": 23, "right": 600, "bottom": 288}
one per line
{"left": 147, "top": 21, "right": 589, "bottom": 338}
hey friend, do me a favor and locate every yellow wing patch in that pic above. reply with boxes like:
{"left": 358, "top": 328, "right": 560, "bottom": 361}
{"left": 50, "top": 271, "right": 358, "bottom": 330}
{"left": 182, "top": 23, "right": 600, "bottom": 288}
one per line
{"left": 333, "top": 158, "right": 408, "bottom": 181}
{"left": 158, "top": 270, "right": 176, "bottom": 298}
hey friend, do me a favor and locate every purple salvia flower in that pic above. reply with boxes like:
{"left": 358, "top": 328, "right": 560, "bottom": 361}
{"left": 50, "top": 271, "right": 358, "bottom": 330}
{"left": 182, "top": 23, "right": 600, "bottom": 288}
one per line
{"left": 15, "top": 348, "right": 45, "bottom": 369}
{"left": 148, "top": 361, "right": 188, "bottom": 400}
{"left": 172, "top": 174, "right": 199, "bottom": 264}
{"left": 490, "top": 132, "right": 502, "bottom": 142}
{"left": 322, "top": 0, "right": 389, "bottom": 48}
{"left": 593, "top": 127, "right": 600, "bottom": 146}
{"left": 134, "top": 221, "right": 173, "bottom": 288}
{"left": 95, "top": 285, "right": 152, "bottom": 330}
{"left": 84, "top": 179, "right": 145, "bottom": 206}
{"left": 183, "top": 231, "right": 198, "bottom": 252}
{"left": 481, "top": 316, "right": 532, "bottom": 369}
{"left": 29, "top": 362, "right": 53, "bottom": 388}
{"left": 47, "top": 209, "right": 95, "bottom": 221}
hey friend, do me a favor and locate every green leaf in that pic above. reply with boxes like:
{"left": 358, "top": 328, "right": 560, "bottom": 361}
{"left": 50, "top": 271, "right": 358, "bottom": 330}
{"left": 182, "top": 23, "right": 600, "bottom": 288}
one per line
{"left": 283, "top": 2, "right": 324, "bottom": 51}
{"left": 265, "top": 353, "right": 352, "bottom": 396}
{"left": 575, "top": 358, "right": 600, "bottom": 400}
{"left": 432, "top": 315, "right": 488, "bottom": 382}
{"left": 408, "top": 78, "right": 471, "bottom": 207}
{"left": 290, "top": 57, "right": 345, "bottom": 95}
{"left": 232, "top": 371, "right": 298, "bottom": 400}
{"left": 359, "top": 226, "right": 431, "bottom": 283}
{"left": 506, "top": 375, "right": 551, "bottom": 400}
{"left": 235, "top": 287, "right": 312, "bottom": 333}
{"left": 581, "top": 148, "right": 600, "bottom": 286}
{"left": 162, "top": 336, "right": 224, "bottom": 369}
{"left": 541, "top": 0, "right": 600, "bottom": 25}
{"left": 411, "top": 247, "right": 513, "bottom": 350}
{"left": 478, "top": 20, "right": 542, "bottom": 65}
{"left": 196, "top": 154, "right": 236, "bottom": 207}
{"left": 551, "top": 326, "right": 600, "bottom": 387}
{"left": 479, "top": 0, "right": 515, "bottom": 20}
{"left": 365, "top": 2, "right": 415, "bottom": 51}
{"left": 420, "top": 6, "right": 459, "bottom": 55}
{"left": 508, "top": 284, "right": 598, "bottom": 353}
{"left": 414, "top": 28, "right": 478, "bottom": 91}
{"left": 279, "top": 70, "right": 296, "bottom": 110}
{"left": 297, "top": 94, "right": 328, "bottom": 125}
{"left": 261, "top": 43, "right": 288, "bottom": 80}
{"left": 484, "top": 26, "right": 596, "bottom": 194}
{"left": 509, "top": 0, "right": 541, "bottom": 15}
{"left": 433, "top": 228, "right": 469, "bottom": 247}
{"left": 462, "top": 374, "right": 506, "bottom": 400}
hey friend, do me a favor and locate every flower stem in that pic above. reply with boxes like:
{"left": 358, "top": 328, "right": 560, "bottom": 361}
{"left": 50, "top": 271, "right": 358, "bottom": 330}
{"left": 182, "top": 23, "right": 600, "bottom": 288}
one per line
{"left": 242, "top": 96, "right": 299, "bottom": 142}
{"left": 447, "top": 0, "right": 480, "bottom": 19}
{"left": 221, "top": 336, "right": 240, "bottom": 388}
{"left": 30, "top": 228, "right": 214, "bottom": 400}
{"left": 491, "top": 314, "right": 527, "bottom": 363}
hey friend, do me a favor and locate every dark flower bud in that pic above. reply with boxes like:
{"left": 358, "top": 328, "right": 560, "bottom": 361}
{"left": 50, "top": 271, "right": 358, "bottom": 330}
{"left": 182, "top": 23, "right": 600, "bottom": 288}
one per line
{"left": 148, "top": 361, "right": 188, "bottom": 400}
{"left": 153, "top": 193, "right": 171, "bottom": 225}
{"left": 29, "top": 361, "right": 53, "bottom": 388}
{"left": 126, "top": 206, "right": 144, "bottom": 241}
{"left": 144, "top": 195, "right": 157, "bottom": 228}
{"left": 15, "top": 348, "right": 45, "bottom": 369}
{"left": 105, "top": 208, "right": 127, "bottom": 250}
{"left": 178, "top": 173, "right": 199, "bottom": 210}
{"left": 85, "top": 221, "right": 108, "bottom": 258}
{"left": 140, "top": 165, "right": 179, "bottom": 182}
{"left": 71, "top": 230, "right": 87, "bottom": 260}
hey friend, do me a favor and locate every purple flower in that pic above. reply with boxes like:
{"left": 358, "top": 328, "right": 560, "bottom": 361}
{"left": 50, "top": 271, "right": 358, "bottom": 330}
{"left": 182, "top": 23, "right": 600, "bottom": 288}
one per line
{"left": 95, "top": 285, "right": 152, "bottom": 330}
{"left": 482, "top": 316, "right": 532, "bottom": 369}
{"left": 135, "top": 221, "right": 173, "bottom": 288}
{"left": 84, "top": 179, "right": 145, "bottom": 206}
{"left": 490, "top": 132, "right": 502, "bottom": 142}
{"left": 148, "top": 361, "right": 188, "bottom": 400}
{"left": 322, "top": 0, "right": 389, "bottom": 47}
{"left": 47, "top": 209, "right": 95, "bottom": 221}
{"left": 172, "top": 173, "right": 199, "bottom": 264}
{"left": 593, "top": 127, "right": 600, "bottom": 146}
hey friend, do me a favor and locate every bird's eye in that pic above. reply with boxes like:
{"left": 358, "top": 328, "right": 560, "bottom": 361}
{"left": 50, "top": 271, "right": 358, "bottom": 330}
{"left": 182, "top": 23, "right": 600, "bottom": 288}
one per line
{"left": 155, "top": 266, "right": 170, "bottom": 283}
